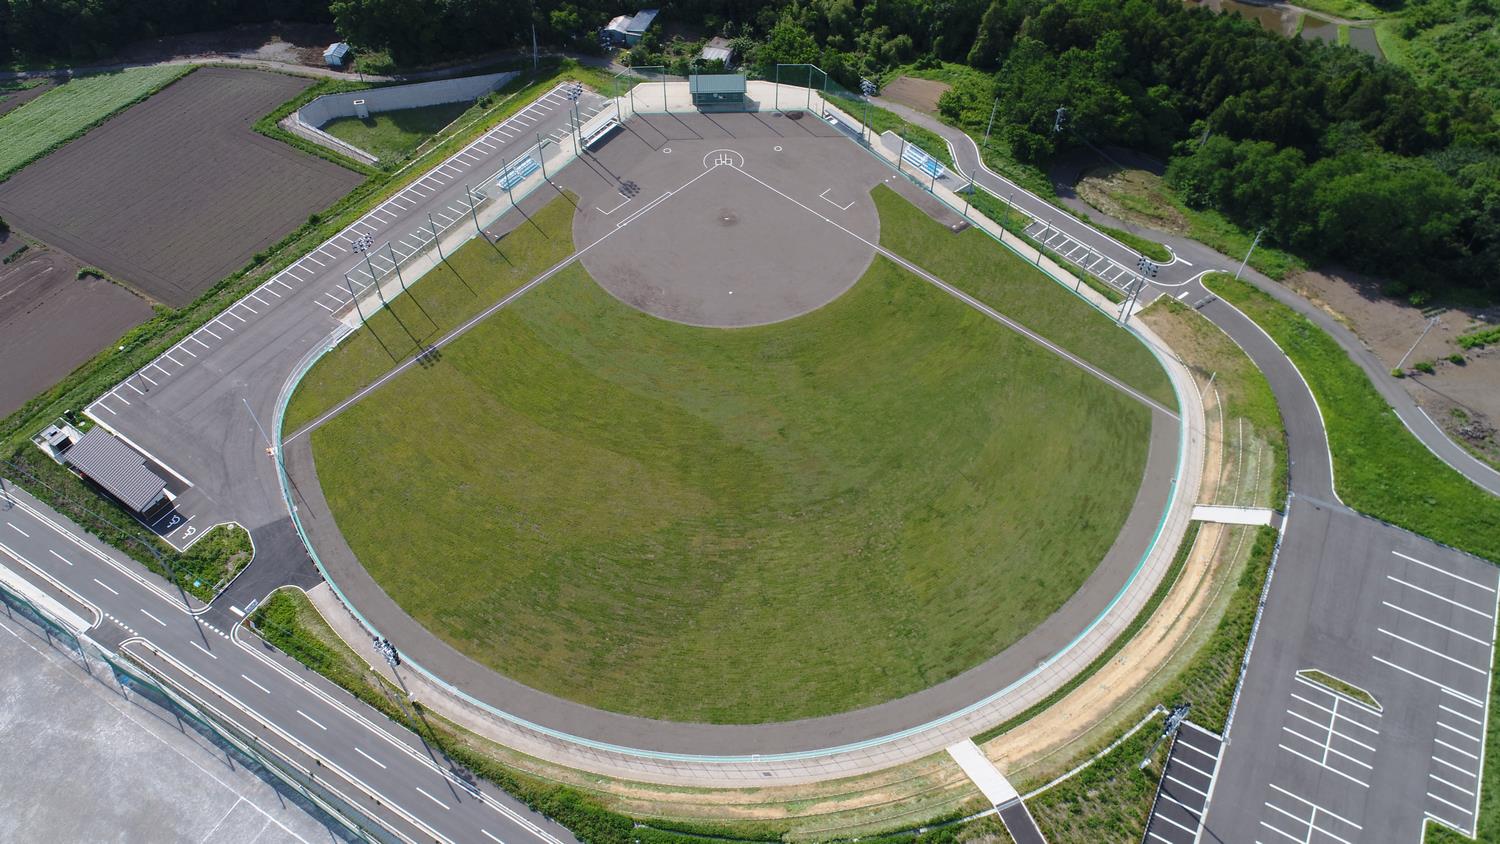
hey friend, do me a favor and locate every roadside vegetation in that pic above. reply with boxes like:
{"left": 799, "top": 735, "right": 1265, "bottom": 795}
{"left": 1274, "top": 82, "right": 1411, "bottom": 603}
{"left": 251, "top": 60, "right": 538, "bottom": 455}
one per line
{"left": 872, "top": 184, "right": 1174, "bottom": 407}
{"left": 825, "top": 94, "right": 954, "bottom": 169}
{"left": 958, "top": 185, "right": 1125, "bottom": 305}
{"left": 1205, "top": 272, "right": 1500, "bottom": 842}
{"left": 310, "top": 250, "right": 1150, "bottom": 723}
{"left": 1205, "top": 273, "right": 1500, "bottom": 563}
{"left": 0, "top": 65, "right": 190, "bottom": 181}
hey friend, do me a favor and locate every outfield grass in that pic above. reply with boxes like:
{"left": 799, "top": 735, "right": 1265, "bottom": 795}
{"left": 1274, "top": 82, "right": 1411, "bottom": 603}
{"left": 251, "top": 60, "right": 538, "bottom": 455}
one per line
{"left": 309, "top": 249, "right": 1151, "bottom": 723}
{"left": 324, "top": 102, "right": 474, "bottom": 162}
{"left": 284, "top": 193, "right": 577, "bottom": 433}
{"left": 872, "top": 185, "right": 1175, "bottom": 408}
{"left": 0, "top": 66, "right": 190, "bottom": 181}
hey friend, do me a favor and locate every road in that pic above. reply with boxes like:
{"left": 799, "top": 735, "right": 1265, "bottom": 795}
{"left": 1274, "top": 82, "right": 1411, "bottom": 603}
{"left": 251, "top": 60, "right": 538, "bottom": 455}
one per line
{"left": 875, "top": 97, "right": 1500, "bottom": 499}
{"left": 0, "top": 482, "right": 581, "bottom": 844}
{"left": 870, "top": 101, "right": 1500, "bottom": 840}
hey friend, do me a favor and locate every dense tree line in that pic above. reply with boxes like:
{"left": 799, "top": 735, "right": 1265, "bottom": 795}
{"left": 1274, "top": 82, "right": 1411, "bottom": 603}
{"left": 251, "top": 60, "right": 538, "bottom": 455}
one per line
{"left": 3, "top": 0, "right": 1495, "bottom": 296}
{"left": 0, "top": 0, "right": 330, "bottom": 62}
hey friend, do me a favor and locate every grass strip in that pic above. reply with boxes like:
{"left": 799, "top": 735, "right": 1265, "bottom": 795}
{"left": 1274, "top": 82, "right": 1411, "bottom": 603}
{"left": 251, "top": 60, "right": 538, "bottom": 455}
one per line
{"left": 873, "top": 184, "right": 1172, "bottom": 406}
{"left": 1095, "top": 223, "right": 1170, "bottom": 264}
{"left": 248, "top": 588, "right": 785, "bottom": 844}
{"left": 324, "top": 102, "right": 474, "bottom": 163}
{"left": 1204, "top": 273, "right": 1500, "bottom": 563}
{"left": 283, "top": 191, "right": 578, "bottom": 433}
{"left": 0, "top": 65, "right": 191, "bottom": 182}
{"left": 1029, "top": 526, "right": 1277, "bottom": 842}
{"left": 1295, "top": 669, "right": 1380, "bottom": 710}
{"left": 961, "top": 186, "right": 1126, "bottom": 304}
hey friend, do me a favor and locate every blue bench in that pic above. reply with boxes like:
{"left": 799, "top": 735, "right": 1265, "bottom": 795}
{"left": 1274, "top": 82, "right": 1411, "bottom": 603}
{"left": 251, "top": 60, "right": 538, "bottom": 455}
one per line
{"left": 497, "top": 156, "right": 539, "bottom": 190}
{"left": 901, "top": 144, "right": 945, "bottom": 179}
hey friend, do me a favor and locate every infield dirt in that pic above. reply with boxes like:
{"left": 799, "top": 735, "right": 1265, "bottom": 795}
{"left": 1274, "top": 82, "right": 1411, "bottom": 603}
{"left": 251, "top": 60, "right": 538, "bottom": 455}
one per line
{"left": 0, "top": 67, "right": 362, "bottom": 307}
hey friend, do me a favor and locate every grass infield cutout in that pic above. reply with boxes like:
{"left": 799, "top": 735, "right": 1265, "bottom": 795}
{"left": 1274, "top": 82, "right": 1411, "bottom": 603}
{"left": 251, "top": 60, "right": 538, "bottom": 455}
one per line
{"left": 1297, "top": 668, "right": 1382, "bottom": 711}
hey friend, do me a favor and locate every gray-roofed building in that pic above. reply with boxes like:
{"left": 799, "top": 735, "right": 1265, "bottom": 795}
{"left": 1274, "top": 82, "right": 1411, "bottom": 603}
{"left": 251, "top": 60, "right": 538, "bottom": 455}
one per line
{"left": 689, "top": 73, "right": 747, "bottom": 108}
{"left": 699, "top": 37, "right": 734, "bottom": 66}
{"left": 64, "top": 427, "right": 168, "bottom": 513}
{"left": 323, "top": 42, "right": 352, "bottom": 68}
{"left": 602, "top": 9, "right": 660, "bottom": 46}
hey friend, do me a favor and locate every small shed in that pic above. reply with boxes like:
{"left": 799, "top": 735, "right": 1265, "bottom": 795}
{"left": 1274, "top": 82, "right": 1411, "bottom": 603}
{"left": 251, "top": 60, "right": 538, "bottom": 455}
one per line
{"left": 699, "top": 37, "right": 734, "bottom": 66}
{"left": 689, "top": 73, "right": 747, "bottom": 108}
{"left": 602, "top": 9, "right": 660, "bottom": 46}
{"left": 323, "top": 42, "right": 352, "bottom": 68}
{"left": 64, "top": 427, "right": 168, "bottom": 513}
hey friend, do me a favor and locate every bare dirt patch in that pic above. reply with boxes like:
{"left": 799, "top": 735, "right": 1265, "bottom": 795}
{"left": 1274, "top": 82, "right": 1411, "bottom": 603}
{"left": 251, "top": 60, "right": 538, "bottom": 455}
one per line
{"left": 111, "top": 22, "right": 339, "bottom": 69}
{"left": 880, "top": 76, "right": 952, "bottom": 116}
{"left": 0, "top": 230, "right": 151, "bottom": 416}
{"left": 1073, "top": 164, "right": 1189, "bottom": 235}
{"left": 1286, "top": 266, "right": 1500, "bottom": 467}
{"left": 0, "top": 67, "right": 362, "bottom": 307}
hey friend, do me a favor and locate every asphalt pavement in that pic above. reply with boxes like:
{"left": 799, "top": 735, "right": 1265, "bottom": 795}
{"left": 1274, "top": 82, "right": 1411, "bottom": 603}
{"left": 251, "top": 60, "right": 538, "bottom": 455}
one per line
{"left": 0, "top": 481, "right": 580, "bottom": 844}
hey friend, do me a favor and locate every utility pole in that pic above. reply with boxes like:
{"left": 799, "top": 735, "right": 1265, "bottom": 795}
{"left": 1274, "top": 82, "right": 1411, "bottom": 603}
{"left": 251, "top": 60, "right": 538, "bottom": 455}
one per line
{"left": 983, "top": 98, "right": 999, "bottom": 148}
{"left": 1235, "top": 228, "right": 1264, "bottom": 280}
{"left": 1396, "top": 315, "right": 1441, "bottom": 371}
{"left": 1140, "top": 704, "right": 1192, "bottom": 770}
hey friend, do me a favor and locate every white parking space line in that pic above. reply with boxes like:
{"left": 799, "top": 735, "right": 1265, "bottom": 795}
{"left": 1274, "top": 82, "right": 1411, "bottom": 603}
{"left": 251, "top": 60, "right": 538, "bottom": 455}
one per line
{"left": 1434, "top": 738, "right": 1479, "bottom": 760}
{"left": 1167, "top": 774, "right": 1208, "bottom": 796}
{"left": 1428, "top": 790, "right": 1473, "bottom": 815}
{"left": 1373, "top": 655, "right": 1485, "bottom": 705}
{"left": 1388, "top": 575, "right": 1493, "bottom": 617}
{"left": 1436, "top": 720, "right": 1480, "bottom": 741}
{"left": 1378, "top": 627, "right": 1487, "bottom": 673}
{"left": 1278, "top": 742, "right": 1369, "bottom": 788}
{"left": 1395, "top": 551, "right": 1496, "bottom": 591}
{"left": 1382, "top": 601, "right": 1489, "bottom": 644}
{"left": 1433, "top": 753, "right": 1476, "bottom": 776}
{"left": 1431, "top": 773, "right": 1475, "bottom": 795}
{"left": 1440, "top": 703, "right": 1483, "bottom": 725}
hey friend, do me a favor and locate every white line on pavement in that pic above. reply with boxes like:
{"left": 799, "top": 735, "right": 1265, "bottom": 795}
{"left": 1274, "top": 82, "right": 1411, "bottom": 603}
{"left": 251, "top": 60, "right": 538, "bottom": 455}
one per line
{"left": 241, "top": 673, "right": 271, "bottom": 694}
{"left": 6, "top": 523, "right": 28, "bottom": 537}
{"left": 191, "top": 640, "right": 217, "bottom": 659}
{"left": 91, "top": 577, "right": 119, "bottom": 595}
{"left": 414, "top": 786, "right": 450, "bottom": 810}
{"left": 48, "top": 549, "right": 72, "bottom": 566}
{"left": 1379, "top": 627, "right": 1487, "bottom": 673}
{"left": 140, "top": 609, "right": 166, "bottom": 626}
{"left": 1388, "top": 576, "right": 1492, "bottom": 618}
{"left": 297, "top": 709, "right": 327, "bottom": 730}
{"left": 1395, "top": 551, "right": 1496, "bottom": 592}
{"left": 1382, "top": 601, "right": 1489, "bottom": 644}
{"left": 354, "top": 746, "right": 387, "bottom": 769}
{"left": 1373, "top": 655, "right": 1484, "bottom": 705}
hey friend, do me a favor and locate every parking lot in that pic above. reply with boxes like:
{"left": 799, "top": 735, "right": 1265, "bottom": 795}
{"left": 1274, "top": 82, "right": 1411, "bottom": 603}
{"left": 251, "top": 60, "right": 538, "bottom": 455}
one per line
{"left": 1143, "top": 721, "right": 1224, "bottom": 843}
{"left": 1202, "top": 498, "right": 1497, "bottom": 842}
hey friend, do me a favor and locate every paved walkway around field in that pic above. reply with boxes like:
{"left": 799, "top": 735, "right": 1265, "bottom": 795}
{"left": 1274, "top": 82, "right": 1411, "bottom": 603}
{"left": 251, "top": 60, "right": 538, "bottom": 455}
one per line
{"left": 278, "top": 86, "right": 1212, "bottom": 787}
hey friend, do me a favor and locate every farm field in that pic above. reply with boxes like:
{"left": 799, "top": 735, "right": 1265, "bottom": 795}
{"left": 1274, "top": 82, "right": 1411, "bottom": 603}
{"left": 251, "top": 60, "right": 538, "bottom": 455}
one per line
{"left": 0, "top": 67, "right": 363, "bottom": 307}
{"left": 323, "top": 101, "right": 474, "bottom": 162}
{"left": 0, "top": 67, "right": 188, "bottom": 181}
{"left": 309, "top": 244, "right": 1152, "bottom": 724}
{"left": 0, "top": 231, "right": 151, "bottom": 417}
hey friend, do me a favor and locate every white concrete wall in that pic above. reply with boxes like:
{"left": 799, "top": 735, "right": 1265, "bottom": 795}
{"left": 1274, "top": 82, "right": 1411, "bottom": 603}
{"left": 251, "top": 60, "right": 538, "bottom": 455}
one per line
{"left": 296, "top": 71, "right": 520, "bottom": 129}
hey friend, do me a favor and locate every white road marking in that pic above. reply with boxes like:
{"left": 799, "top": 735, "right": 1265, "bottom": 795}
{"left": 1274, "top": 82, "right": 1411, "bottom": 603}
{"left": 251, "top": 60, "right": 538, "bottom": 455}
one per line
{"left": 140, "top": 609, "right": 166, "bottom": 626}
{"left": 1431, "top": 773, "right": 1475, "bottom": 795}
{"left": 240, "top": 673, "right": 271, "bottom": 694}
{"left": 48, "top": 549, "right": 72, "bottom": 566}
{"left": 1382, "top": 601, "right": 1488, "bottom": 644}
{"left": 1278, "top": 742, "right": 1369, "bottom": 787}
{"left": 1388, "top": 575, "right": 1492, "bottom": 618}
{"left": 191, "top": 640, "right": 217, "bottom": 659}
{"left": 1378, "top": 627, "right": 1487, "bottom": 673}
{"left": 481, "top": 830, "right": 505, "bottom": 843}
{"left": 1435, "top": 738, "right": 1479, "bottom": 760}
{"left": 7, "top": 522, "right": 28, "bottom": 537}
{"left": 414, "top": 786, "right": 450, "bottom": 810}
{"left": 1395, "top": 550, "right": 1495, "bottom": 592}
{"left": 296, "top": 709, "right": 327, "bottom": 730}
{"left": 1372, "top": 655, "right": 1484, "bottom": 705}
{"left": 1428, "top": 790, "right": 1473, "bottom": 815}
{"left": 354, "top": 746, "right": 387, "bottom": 768}
{"left": 1441, "top": 703, "right": 1483, "bottom": 725}
{"left": 91, "top": 577, "right": 119, "bottom": 595}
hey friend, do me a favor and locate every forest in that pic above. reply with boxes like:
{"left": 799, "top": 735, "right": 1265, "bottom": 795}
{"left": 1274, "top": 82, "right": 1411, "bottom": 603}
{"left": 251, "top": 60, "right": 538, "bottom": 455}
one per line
{"left": 1, "top": 0, "right": 1495, "bottom": 297}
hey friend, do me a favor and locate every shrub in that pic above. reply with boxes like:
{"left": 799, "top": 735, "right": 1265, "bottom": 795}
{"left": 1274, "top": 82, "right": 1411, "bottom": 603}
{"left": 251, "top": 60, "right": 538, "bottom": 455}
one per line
{"left": 1392, "top": 367, "right": 1406, "bottom": 378}
{"left": 1414, "top": 360, "right": 1436, "bottom": 374}
{"left": 1448, "top": 353, "right": 1465, "bottom": 365}
{"left": 0, "top": 214, "right": 8, "bottom": 234}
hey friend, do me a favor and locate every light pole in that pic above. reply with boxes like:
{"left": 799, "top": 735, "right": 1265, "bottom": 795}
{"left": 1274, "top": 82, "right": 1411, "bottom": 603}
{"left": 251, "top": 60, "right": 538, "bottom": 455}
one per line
{"left": 386, "top": 241, "right": 406, "bottom": 294}
{"left": 564, "top": 82, "right": 584, "bottom": 149}
{"left": 343, "top": 272, "right": 365, "bottom": 324}
{"left": 860, "top": 78, "right": 877, "bottom": 145}
{"left": 499, "top": 156, "right": 515, "bottom": 206}
{"left": 536, "top": 132, "right": 548, "bottom": 180}
{"left": 1140, "top": 704, "right": 1191, "bottom": 770}
{"left": 1235, "top": 228, "right": 1264, "bottom": 280}
{"left": 983, "top": 98, "right": 999, "bottom": 148}
{"left": 428, "top": 212, "right": 444, "bottom": 260}
{"left": 350, "top": 233, "right": 384, "bottom": 305}
{"left": 465, "top": 184, "right": 482, "bottom": 236}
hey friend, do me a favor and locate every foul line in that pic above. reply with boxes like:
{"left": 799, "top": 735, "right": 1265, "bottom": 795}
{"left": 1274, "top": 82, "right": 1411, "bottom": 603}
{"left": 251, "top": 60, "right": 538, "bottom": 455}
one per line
{"left": 287, "top": 163, "right": 724, "bottom": 443}
{"left": 730, "top": 166, "right": 1177, "bottom": 419}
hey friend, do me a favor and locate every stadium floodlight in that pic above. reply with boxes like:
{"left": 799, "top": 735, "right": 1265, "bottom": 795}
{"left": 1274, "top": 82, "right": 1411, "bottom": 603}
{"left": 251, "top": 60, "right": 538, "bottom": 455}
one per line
{"left": 350, "top": 233, "right": 385, "bottom": 304}
{"left": 859, "top": 78, "right": 877, "bottom": 144}
{"left": 1139, "top": 704, "right": 1191, "bottom": 770}
{"left": 344, "top": 272, "right": 365, "bottom": 324}
{"left": 428, "top": 212, "right": 444, "bottom": 260}
{"left": 386, "top": 241, "right": 407, "bottom": 294}
{"left": 565, "top": 82, "right": 585, "bottom": 147}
